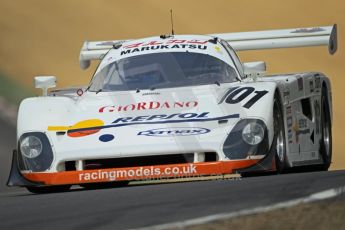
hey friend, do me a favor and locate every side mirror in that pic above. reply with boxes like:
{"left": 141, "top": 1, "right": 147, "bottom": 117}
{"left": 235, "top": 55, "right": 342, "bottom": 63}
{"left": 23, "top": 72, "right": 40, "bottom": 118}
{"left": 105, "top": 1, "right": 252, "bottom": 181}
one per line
{"left": 34, "top": 76, "right": 57, "bottom": 96}
{"left": 243, "top": 61, "right": 266, "bottom": 78}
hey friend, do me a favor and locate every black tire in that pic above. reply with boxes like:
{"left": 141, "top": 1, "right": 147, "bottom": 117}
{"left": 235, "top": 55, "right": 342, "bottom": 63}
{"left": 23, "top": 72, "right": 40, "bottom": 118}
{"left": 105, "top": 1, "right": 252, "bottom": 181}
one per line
{"left": 274, "top": 93, "right": 287, "bottom": 173}
{"left": 26, "top": 185, "right": 71, "bottom": 194}
{"left": 319, "top": 86, "right": 332, "bottom": 170}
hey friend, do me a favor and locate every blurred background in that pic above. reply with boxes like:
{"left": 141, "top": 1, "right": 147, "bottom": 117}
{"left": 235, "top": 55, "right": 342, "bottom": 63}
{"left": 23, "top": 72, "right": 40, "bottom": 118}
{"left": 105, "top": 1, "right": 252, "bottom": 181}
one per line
{"left": 0, "top": 0, "right": 344, "bottom": 169}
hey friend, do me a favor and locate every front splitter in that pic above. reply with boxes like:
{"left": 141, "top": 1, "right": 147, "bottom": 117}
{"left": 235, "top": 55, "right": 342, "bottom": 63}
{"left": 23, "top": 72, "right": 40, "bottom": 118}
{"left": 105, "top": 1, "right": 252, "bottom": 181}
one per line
{"left": 22, "top": 160, "right": 260, "bottom": 186}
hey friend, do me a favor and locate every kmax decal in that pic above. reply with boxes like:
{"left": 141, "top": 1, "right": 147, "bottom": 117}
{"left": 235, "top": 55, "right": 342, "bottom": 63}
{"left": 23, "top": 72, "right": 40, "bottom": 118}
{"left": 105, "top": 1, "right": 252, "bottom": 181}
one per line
{"left": 99, "top": 101, "right": 198, "bottom": 113}
{"left": 138, "top": 127, "right": 210, "bottom": 137}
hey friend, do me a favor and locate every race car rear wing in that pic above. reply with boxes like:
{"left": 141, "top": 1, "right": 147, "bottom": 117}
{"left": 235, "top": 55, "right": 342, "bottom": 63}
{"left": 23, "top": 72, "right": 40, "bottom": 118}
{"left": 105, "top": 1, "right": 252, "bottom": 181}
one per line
{"left": 79, "top": 24, "right": 337, "bottom": 70}
{"left": 79, "top": 40, "right": 127, "bottom": 69}
{"left": 212, "top": 24, "right": 337, "bottom": 54}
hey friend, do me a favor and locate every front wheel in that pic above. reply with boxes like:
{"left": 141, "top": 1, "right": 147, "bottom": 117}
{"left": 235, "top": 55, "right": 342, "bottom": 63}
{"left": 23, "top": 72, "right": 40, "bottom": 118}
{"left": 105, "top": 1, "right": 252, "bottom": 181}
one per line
{"left": 274, "top": 93, "right": 287, "bottom": 173}
{"left": 319, "top": 86, "right": 332, "bottom": 170}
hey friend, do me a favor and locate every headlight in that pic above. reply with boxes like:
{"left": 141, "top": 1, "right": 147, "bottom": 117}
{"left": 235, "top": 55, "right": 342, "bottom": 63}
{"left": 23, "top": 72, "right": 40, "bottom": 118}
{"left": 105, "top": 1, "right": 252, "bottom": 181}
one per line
{"left": 18, "top": 132, "right": 54, "bottom": 172}
{"left": 242, "top": 122, "right": 265, "bottom": 145}
{"left": 20, "top": 136, "right": 43, "bottom": 158}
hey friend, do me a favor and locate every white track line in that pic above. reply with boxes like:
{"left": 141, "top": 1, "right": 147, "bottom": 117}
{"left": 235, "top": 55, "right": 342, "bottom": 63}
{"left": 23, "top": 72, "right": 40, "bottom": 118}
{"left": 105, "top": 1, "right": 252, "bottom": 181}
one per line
{"left": 134, "top": 185, "right": 345, "bottom": 230}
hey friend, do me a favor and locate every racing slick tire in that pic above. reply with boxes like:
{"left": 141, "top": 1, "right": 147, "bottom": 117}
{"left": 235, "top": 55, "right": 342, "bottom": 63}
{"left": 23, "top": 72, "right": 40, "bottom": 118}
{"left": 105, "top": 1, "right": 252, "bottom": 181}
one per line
{"left": 26, "top": 185, "right": 71, "bottom": 194}
{"left": 274, "top": 92, "right": 288, "bottom": 173}
{"left": 319, "top": 86, "right": 332, "bottom": 170}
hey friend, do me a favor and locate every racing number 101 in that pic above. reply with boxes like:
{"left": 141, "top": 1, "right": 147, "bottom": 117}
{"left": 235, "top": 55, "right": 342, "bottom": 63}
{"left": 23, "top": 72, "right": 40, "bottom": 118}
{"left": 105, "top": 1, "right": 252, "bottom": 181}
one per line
{"left": 225, "top": 87, "right": 268, "bottom": 109}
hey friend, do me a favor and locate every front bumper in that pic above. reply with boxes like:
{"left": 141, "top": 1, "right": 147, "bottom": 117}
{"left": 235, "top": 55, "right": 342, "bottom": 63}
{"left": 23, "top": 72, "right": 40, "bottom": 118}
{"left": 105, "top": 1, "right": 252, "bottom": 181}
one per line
{"left": 7, "top": 149, "right": 277, "bottom": 187}
{"left": 8, "top": 150, "right": 264, "bottom": 186}
{"left": 9, "top": 118, "right": 277, "bottom": 187}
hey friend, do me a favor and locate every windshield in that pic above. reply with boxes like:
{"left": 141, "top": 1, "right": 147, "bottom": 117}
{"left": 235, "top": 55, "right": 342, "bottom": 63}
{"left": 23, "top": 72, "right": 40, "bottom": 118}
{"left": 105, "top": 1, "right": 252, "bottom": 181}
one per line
{"left": 89, "top": 52, "right": 238, "bottom": 92}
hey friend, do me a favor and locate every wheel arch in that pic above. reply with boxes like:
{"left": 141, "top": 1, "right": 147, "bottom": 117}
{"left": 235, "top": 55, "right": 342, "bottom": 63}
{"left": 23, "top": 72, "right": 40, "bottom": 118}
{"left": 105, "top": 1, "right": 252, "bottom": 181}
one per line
{"left": 17, "top": 96, "right": 75, "bottom": 140}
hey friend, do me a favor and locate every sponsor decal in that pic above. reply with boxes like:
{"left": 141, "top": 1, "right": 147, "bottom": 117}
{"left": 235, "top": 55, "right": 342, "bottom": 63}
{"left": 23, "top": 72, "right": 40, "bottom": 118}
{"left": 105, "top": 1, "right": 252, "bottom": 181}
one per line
{"left": 99, "top": 134, "right": 115, "bottom": 142}
{"left": 311, "top": 151, "right": 316, "bottom": 158}
{"left": 293, "top": 118, "right": 310, "bottom": 143}
{"left": 283, "top": 89, "right": 290, "bottom": 104}
{"left": 142, "top": 92, "right": 160, "bottom": 96}
{"left": 288, "top": 130, "right": 293, "bottom": 144}
{"left": 97, "top": 41, "right": 125, "bottom": 46}
{"left": 297, "top": 129, "right": 311, "bottom": 135}
{"left": 123, "top": 39, "right": 208, "bottom": 49}
{"left": 120, "top": 44, "right": 207, "bottom": 55}
{"left": 287, "top": 115, "right": 293, "bottom": 144}
{"left": 47, "top": 119, "right": 104, "bottom": 138}
{"left": 48, "top": 112, "right": 240, "bottom": 142}
{"left": 315, "top": 75, "right": 321, "bottom": 92}
{"left": 291, "top": 27, "right": 325, "bottom": 33}
{"left": 315, "top": 76, "right": 321, "bottom": 88}
{"left": 78, "top": 164, "right": 198, "bottom": 182}
{"left": 99, "top": 101, "right": 198, "bottom": 113}
{"left": 298, "top": 118, "right": 308, "bottom": 129}
{"left": 310, "top": 79, "right": 314, "bottom": 93}
{"left": 297, "top": 76, "right": 304, "bottom": 91}
{"left": 22, "top": 160, "right": 261, "bottom": 185}
{"left": 224, "top": 86, "right": 268, "bottom": 109}
{"left": 314, "top": 100, "right": 321, "bottom": 134}
{"left": 286, "top": 105, "right": 292, "bottom": 116}
{"left": 287, "top": 116, "right": 293, "bottom": 127}
{"left": 214, "top": 46, "right": 223, "bottom": 54}
{"left": 138, "top": 127, "right": 210, "bottom": 137}
{"left": 112, "top": 112, "right": 211, "bottom": 123}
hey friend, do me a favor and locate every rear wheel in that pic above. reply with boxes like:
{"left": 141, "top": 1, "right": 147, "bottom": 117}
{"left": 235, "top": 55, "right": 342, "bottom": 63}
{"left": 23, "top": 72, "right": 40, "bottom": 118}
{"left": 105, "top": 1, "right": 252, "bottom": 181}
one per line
{"left": 274, "top": 93, "right": 287, "bottom": 173}
{"left": 26, "top": 185, "right": 71, "bottom": 194}
{"left": 319, "top": 86, "right": 332, "bottom": 170}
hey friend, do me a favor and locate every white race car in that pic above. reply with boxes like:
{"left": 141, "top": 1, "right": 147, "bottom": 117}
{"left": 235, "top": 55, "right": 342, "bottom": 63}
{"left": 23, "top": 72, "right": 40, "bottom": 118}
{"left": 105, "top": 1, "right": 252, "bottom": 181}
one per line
{"left": 7, "top": 25, "right": 337, "bottom": 193}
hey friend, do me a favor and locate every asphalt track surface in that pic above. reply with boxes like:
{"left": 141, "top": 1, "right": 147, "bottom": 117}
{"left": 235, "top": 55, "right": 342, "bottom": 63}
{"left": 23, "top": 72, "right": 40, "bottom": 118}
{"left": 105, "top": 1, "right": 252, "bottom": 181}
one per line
{"left": 1, "top": 118, "right": 345, "bottom": 230}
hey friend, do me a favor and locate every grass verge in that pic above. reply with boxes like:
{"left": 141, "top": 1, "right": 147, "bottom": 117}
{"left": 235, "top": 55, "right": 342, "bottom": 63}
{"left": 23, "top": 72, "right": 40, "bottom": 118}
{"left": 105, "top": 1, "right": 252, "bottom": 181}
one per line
{"left": 183, "top": 195, "right": 345, "bottom": 230}
{"left": 0, "top": 73, "right": 34, "bottom": 105}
